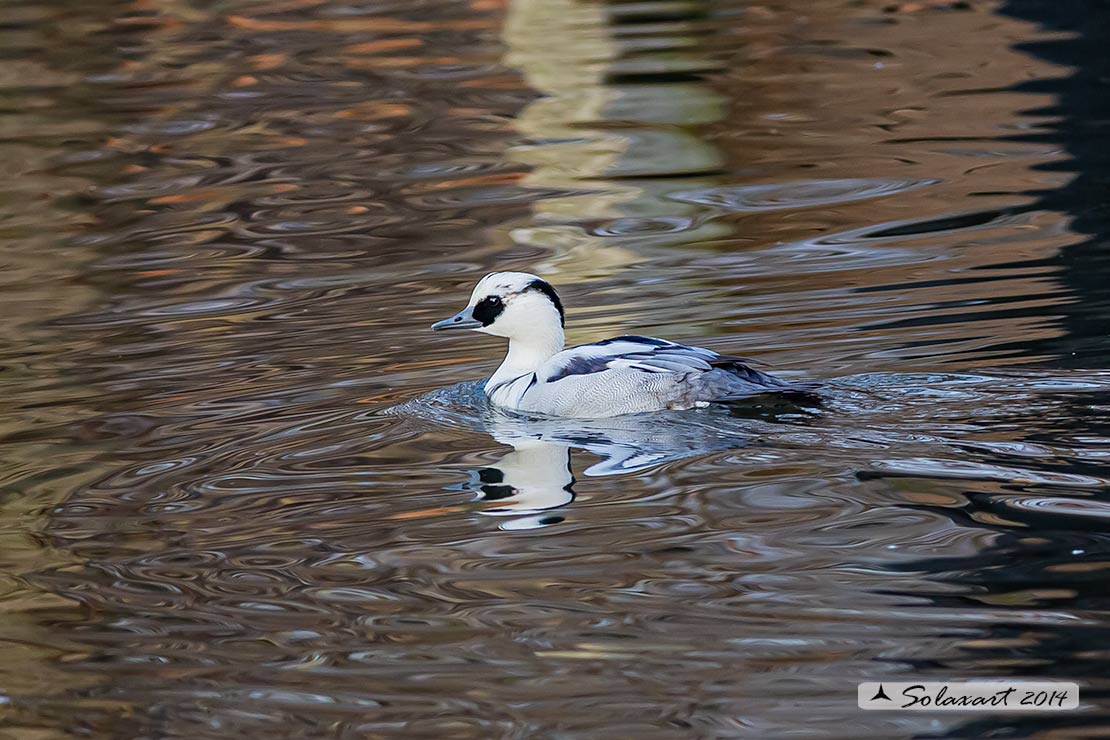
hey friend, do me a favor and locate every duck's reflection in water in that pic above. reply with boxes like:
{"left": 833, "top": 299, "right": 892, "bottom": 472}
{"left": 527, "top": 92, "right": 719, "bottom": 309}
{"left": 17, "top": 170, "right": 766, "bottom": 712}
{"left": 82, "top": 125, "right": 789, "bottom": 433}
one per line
{"left": 452, "top": 407, "right": 774, "bottom": 530}
{"left": 466, "top": 435, "right": 575, "bottom": 531}
{"left": 399, "top": 380, "right": 821, "bottom": 529}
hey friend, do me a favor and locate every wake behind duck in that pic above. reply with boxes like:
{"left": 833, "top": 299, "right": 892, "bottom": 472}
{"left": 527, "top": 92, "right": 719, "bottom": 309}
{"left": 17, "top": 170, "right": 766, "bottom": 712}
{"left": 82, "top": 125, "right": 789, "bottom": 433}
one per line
{"left": 431, "top": 271, "right": 810, "bottom": 418}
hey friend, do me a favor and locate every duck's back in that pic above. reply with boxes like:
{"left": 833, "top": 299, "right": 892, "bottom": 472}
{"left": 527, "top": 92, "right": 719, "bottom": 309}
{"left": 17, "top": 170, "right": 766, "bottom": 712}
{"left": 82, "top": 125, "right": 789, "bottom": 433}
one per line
{"left": 514, "top": 335, "right": 794, "bottom": 417}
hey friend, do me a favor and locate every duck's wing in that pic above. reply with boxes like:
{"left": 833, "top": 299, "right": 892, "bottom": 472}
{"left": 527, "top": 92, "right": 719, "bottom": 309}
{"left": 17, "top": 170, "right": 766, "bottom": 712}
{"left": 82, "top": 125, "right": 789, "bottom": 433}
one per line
{"left": 524, "top": 336, "right": 806, "bottom": 416}
{"left": 541, "top": 335, "right": 749, "bottom": 381}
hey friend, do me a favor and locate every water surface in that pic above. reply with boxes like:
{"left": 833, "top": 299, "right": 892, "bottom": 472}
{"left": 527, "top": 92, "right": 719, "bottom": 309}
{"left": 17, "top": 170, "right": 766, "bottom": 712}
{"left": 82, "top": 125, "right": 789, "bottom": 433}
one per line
{"left": 2, "top": 0, "right": 1109, "bottom": 737}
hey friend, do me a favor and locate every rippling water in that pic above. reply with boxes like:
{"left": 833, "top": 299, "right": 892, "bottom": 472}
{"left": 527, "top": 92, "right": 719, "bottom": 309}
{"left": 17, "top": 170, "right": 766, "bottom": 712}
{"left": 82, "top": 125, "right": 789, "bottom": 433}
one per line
{"left": 3, "top": 0, "right": 1110, "bottom": 737}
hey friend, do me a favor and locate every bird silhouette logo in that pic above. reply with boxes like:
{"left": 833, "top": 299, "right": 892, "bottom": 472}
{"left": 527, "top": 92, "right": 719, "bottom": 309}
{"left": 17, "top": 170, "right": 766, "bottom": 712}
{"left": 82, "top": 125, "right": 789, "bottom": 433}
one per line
{"left": 870, "top": 684, "right": 892, "bottom": 702}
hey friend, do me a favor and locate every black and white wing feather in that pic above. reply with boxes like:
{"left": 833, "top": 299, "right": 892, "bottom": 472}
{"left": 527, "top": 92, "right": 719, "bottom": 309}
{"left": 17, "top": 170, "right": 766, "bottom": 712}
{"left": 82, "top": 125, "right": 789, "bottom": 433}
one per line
{"left": 542, "top": 335, "right": 769, "bottom": 383}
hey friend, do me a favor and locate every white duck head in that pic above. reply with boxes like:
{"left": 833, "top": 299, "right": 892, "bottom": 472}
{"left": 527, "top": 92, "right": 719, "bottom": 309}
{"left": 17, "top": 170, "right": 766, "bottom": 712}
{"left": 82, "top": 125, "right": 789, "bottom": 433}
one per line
{"left": 432, "top": 272, "right": 564, "bottom": 337}
{"left": 432, "top": 272, "right": 567, "bottom": 378}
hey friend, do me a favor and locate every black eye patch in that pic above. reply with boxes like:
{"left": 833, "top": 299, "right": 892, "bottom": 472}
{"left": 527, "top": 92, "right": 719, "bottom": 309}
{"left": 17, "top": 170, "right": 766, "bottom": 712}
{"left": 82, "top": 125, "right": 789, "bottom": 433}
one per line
{"left": 472, "top": 295, "right": 504, "bottom": 326}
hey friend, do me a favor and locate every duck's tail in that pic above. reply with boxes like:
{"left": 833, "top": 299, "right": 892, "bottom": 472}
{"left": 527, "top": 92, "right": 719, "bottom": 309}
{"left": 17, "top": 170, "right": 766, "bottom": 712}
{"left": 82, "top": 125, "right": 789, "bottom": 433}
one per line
{"left": 699, "top": 361, "right": 822, "bottom": 405}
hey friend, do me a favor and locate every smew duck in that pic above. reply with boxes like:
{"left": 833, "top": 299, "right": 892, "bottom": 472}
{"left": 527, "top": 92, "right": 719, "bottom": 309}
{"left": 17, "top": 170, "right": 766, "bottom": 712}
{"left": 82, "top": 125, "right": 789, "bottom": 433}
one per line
{"left": 432, "top": 272, "right": 804, "bottom": 418}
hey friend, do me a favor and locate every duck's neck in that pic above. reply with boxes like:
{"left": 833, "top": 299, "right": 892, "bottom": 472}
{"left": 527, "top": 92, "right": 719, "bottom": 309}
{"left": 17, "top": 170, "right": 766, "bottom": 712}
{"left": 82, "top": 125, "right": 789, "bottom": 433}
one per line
{"left": 487, "top": 325, "right": 564, "bottom": 391}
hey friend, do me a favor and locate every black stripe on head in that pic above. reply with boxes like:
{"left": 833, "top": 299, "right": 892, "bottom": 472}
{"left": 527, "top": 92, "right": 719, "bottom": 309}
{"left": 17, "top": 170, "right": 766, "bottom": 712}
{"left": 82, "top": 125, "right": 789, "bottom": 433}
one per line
{"left": 526, "top": 279, "right": 565, "bottom": 328}
{"left": 472, "top": 295, "right": 504, "bottom": 326}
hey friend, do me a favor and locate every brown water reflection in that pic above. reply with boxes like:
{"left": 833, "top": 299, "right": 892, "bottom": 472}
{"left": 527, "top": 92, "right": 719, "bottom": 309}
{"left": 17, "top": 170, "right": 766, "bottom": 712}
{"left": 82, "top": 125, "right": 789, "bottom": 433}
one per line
{"left": 2, "top": 0, "right": 1110, "bottom": 737}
